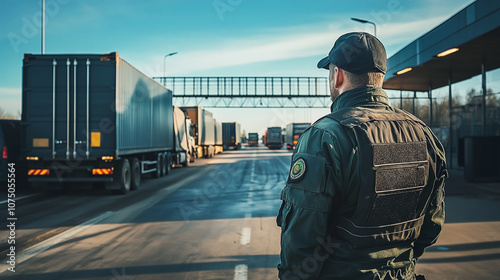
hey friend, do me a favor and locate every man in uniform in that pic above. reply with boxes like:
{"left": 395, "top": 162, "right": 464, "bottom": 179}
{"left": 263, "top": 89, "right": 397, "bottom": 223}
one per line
{"left": 277, "top": 32, "right": 447, "bottom": 280}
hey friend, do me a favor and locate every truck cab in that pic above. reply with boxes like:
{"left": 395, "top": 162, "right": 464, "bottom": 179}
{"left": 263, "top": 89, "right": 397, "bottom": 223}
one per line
{"left": 248, "top": 133, "right": 259, "bottom": 147}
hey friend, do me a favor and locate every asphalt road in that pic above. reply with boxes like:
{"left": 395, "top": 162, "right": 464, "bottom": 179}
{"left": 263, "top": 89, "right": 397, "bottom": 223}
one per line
{"left": 0, "top": 146, "right": 290, "bottom": 280}
{"left": 1, "top": 146, "right": 500, "bottom": 279}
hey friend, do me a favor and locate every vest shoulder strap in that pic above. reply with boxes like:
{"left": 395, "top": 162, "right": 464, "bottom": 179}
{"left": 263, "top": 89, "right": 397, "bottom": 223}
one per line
{"left": 325, "top": 107, "right": 427, "bottom": 128}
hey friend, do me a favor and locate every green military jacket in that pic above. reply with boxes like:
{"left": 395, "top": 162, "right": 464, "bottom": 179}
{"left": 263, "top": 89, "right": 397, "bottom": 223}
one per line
{"left": 277, "top": 86, "right": 447, "bottom": 280}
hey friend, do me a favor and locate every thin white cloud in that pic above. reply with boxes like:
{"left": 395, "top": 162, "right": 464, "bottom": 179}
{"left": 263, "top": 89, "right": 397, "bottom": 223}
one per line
{"left": 139, "top": 25, "right": 346, "bottom": 76}
{"left": 174, "top": 32, "right": 332, "bottom": 72}
{"left": 379, "top": 16, "right": 450, "bottom": 55}
{"left": 134, "top": 14, "right": 452, "bottom": 77}
{"left": 130, "top": 11, "right": 458, "bottom": 80}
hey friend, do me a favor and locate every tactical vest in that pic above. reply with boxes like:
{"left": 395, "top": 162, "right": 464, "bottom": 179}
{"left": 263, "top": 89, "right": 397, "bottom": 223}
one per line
{"left": 327, "top": 107, "right": 432, "bottom": 248}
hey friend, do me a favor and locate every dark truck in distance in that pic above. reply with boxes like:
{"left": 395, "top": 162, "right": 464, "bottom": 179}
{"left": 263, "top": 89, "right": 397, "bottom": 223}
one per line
{"left": 21, "top": 53, "right": 190, "bottom": 194}
{"left": 285, "top": 123, "right": 310, "bottom": 150}
{"left": 248, "top": 133, "right": 259, "bottom": 147}
{"left": 222, "top": 122, "right": 241, "bottom": 150}
{"left": 265, "top": 127, "right": 283, "bottom": 149}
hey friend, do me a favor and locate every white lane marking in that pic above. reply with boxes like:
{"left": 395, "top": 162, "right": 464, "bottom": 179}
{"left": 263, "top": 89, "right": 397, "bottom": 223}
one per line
{"left": 234, "top": 264, "right": 248, "bottom": 280}
{"left": 0, "top": 193, "right": 41, "bottom": 205}
{"left": 250, "top": 151, "right": 256, "bottom": 183}
{"left": 0, "top": 211, "right": 114, "bottom": 274}
{"left": 240, "top": 227, "right": 251, "bottom": 245}
{"left": 247, "top": 185, "right": 254, "bottom": 205}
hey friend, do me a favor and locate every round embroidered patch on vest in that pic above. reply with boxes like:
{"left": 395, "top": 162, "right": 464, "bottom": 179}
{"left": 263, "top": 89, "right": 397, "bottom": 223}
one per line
{"left": 289, "top": 158, "right": 306, "bottom": 181}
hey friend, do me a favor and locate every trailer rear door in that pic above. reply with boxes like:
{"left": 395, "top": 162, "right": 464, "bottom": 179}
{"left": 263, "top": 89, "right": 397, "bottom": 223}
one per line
{"left": 22, "top": 54, "right": 116, "bottom": 161}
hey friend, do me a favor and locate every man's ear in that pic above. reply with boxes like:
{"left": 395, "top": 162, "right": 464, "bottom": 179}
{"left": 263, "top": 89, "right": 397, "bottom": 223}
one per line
{"left": 329, "top": 72, "right": 335, "bottom": 91}
{"left": 334, "top": 67, "right": 344, "bottom": 89}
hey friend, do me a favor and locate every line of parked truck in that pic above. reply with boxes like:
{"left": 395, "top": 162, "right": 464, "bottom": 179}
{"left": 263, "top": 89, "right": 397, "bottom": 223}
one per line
{"left": 10, "top": 52, "right": 248, "bottom": 194}
{"left": 1, "top": 52, "right": 313, "bottom": 194}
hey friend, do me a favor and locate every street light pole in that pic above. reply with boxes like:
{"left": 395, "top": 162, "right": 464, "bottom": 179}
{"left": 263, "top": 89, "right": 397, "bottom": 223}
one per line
{"left": 42, "top": 0, "right": 45, "bottom": 54}
{"left": 351, "top": 17, "right": 377, "bottom": 37}
{"left": 163, "top": 52, "right": 178, "bottom": 86}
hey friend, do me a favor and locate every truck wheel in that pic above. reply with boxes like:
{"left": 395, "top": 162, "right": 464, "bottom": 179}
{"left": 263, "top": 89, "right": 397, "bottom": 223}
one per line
{"left": 164, "top": 153, "right": 171, "bottom": 175}
{"left": 182, "top": 152, "right": 189, "bottom": 167}
{"left": 131, "top": 158, "right": 141, "bottom": 190}
{"left": 153, "top": 154, "right": 163, "bottom": 178}
{"left": 115, "top": 159, "right": 131, "bottom": 194}
{"left": 160, "top": 153, "right": 167, "bottom": 176}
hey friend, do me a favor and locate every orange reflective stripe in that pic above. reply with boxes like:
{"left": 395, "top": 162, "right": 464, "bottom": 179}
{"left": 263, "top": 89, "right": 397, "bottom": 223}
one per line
{"left": 92, "top": 168, "right": 113, "bottom": 175}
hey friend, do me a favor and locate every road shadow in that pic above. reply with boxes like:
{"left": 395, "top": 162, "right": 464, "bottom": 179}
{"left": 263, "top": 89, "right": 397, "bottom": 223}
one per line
{"left": 1, "top": 254, "right": 280, "bottom": 280}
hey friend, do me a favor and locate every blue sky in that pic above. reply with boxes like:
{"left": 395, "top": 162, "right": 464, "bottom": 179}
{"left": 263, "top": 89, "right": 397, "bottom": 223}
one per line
{"left": 0, "top": 0, "right": 478, "bottom": 134}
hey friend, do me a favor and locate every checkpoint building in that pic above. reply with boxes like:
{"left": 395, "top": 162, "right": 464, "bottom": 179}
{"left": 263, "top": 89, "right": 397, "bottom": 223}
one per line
{"left": 383, "top": 0, "right": 500, "bottom": 181}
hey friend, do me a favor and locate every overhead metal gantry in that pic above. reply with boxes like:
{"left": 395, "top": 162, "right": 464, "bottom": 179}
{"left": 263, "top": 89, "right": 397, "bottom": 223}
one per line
{"left": 153, "top": 76, "right": 330, "bottom": 108}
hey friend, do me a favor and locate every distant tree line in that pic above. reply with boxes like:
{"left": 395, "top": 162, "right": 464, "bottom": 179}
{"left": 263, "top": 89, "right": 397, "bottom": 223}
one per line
{"left": 394, "top": 88, "right": 499, "bottom": 127}
{"left": 0, "top": 107, "right": 20, "bottom": 120}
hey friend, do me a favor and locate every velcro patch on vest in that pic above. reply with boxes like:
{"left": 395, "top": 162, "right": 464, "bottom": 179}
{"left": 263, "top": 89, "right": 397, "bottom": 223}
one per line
{"left": 372, "top": 141, "right": 428, "bottom": 193}
{"left": 289, "top": 158, "right": 306, "bottom": 182}
{"left": 373, "top": 141, "right": 427, "bottom": 166}
{"left": 375, "top": 166, "right": 427, "bottom": 193}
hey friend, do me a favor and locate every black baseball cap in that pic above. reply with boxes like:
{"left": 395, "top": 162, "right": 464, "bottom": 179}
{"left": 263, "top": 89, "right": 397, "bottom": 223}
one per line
{"left": 317, "top": 32, "right": 387, "bottom": 74}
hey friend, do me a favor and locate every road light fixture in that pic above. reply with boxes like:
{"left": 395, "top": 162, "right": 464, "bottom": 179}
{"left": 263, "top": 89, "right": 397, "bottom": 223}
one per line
{"left": 351, "top": 17, "right": 377, "bottom": 37}
{"left": 163, "top": 52, "right": 178, "bottom": 86}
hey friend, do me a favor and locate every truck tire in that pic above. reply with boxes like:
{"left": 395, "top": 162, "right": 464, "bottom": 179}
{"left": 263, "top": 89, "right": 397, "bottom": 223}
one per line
{"left": 190, "top": 151, "right": 196, "bottom": 163}
{"left": 130, "top": 158, "right": 141, "bottom": 190}
{"left": 152, "top": 154, "right": 162, "bottom": 178}
{"left": 115, "top": 159, "right": 131, "bottom": 194}
{"left": 161, "top": 153, "right": 167, "bottom": 176}
{"left": 164, "top": 153, "right": 171, "bottom": 175}
{"left": 182, "top": 152, "right": 189, "bottom": 167}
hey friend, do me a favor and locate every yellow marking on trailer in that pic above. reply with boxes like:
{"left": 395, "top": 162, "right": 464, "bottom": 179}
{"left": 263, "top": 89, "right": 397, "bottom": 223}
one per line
{"left": 91, "top": 132, "right": 101, "bottom": 147}
{"left": 33, "top": 138, "right": 49, "bottom": 147}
